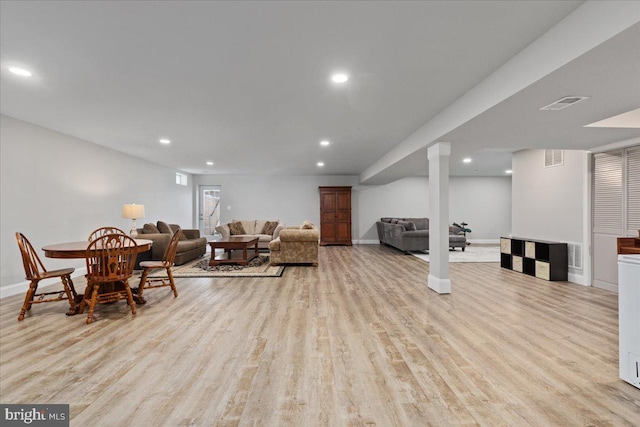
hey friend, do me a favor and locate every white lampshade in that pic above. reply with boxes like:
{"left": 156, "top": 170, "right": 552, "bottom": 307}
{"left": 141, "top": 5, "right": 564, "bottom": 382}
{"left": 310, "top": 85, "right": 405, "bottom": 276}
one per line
{"left": 122, "top": 204, "right": 145, "bottom": 219}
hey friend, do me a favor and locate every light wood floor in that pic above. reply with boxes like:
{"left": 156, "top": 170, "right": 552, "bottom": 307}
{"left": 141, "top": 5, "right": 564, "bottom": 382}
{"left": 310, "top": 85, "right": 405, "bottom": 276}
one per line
{"left": 1, "top": 245, "right": 638, "bottom": 426}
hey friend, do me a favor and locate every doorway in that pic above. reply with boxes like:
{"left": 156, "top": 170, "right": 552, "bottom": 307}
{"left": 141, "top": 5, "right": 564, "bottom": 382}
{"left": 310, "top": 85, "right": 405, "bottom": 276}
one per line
{"left": 199, "top": 185, "right": 221, "bottom": 239}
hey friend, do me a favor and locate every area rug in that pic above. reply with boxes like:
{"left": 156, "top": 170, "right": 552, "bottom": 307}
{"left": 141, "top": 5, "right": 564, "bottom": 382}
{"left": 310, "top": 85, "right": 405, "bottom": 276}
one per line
{"left": 412, "top": 245, "right": 500, "bottom": 263}
{"left": 147, "top": 255, "right": 285, "bottom": 278}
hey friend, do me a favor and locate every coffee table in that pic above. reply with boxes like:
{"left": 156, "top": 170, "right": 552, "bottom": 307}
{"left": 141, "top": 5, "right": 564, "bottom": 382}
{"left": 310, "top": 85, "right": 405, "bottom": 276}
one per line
{"left": 209, "top": 236, "right": 260, "bottom": 266}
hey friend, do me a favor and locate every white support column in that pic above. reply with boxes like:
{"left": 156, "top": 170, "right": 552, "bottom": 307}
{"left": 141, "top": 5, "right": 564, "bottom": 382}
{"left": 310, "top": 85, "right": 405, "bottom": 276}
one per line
{"left": 428, "top": 142, "right": 451, "bottom": 294}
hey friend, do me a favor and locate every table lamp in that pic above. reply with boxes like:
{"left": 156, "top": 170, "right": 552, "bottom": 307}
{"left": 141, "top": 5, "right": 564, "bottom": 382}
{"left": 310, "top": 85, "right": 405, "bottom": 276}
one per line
{"left": 122, "top": 204, "right": 145, "bottom": 237}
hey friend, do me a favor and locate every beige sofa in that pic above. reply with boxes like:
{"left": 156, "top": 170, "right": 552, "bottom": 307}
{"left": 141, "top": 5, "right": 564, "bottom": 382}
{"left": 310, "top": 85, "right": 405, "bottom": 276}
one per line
{"left": 269, "top": 222, "right": 319, "bottom": 266}
{"left": 215, "top": 219, "right": 286, "bottom": 250}
{"left": 137, "top": 221, "right": 207, "bottom": 265}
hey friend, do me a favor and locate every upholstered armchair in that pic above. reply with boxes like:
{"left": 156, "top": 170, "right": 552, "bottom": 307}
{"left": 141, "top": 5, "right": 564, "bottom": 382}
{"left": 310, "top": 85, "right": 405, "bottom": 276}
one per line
{"left": 269, "top": 222, "right": 319, "bottom": 266}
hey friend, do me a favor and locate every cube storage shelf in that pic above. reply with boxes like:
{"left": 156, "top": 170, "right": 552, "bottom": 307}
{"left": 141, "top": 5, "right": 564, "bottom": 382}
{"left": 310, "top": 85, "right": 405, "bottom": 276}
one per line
{"left": 500, "top": 237, "right": 568, "bottom": 281}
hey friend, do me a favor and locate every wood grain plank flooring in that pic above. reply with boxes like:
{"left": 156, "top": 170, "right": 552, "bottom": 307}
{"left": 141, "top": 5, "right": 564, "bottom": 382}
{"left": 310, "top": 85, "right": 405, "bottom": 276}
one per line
{"left": 1, "top": 245, "right": 639, "bottom": 426}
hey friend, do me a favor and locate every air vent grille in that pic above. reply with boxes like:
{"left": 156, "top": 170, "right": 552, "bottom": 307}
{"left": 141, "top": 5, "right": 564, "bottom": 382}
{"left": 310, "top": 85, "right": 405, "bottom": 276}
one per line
{"left": 540, "top": 96, "right": 589, "bottom": 111}
{"left": 544, "top": 149, "right": 563, "bottom": 167}
{"left": 567, "top": 242, "right": 583, "bottom": 270}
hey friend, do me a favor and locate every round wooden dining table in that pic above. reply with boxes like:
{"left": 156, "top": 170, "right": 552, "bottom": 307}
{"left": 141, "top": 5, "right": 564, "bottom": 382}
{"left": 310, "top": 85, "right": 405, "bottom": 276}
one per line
{"left": 42, "top": 239, "right": 153, "bottom": 259}
{"left": 42, "top": 239, "right": 153, "bottom": 309}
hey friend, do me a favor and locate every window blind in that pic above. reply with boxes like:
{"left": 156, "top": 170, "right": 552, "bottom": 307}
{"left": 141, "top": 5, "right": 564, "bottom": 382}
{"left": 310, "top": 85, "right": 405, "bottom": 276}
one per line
{"left": 593, "top": 151, "right": 623, "bottom": 231}
{"left": 627, "top": 147, "right": 640, "bottom": 231}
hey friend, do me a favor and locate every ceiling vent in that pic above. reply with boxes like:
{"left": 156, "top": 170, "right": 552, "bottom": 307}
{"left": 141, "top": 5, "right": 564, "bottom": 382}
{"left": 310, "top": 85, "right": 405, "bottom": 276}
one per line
{"left": 544, "top": 149, "right": 563, "bottom": 167}
{"left": 539, "top": 96, "right": 589, "bottom": 111}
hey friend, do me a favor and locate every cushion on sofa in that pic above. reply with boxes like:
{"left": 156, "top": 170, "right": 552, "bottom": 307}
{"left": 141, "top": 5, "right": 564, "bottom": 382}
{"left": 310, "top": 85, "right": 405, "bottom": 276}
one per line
{"left": 380, "top": 217, "right": 393, "bottom": 223}
{"left": 404, "top": 218, "right": 429, "bottom": 230}
{"left": 142, "top": 223, "right": 160, "bottom": 234}
{"left": 397, "top": 220, "right": 417, "bottom": 231}
{"left": 169, "top": 224, "right": 188, "bottom": 240}
{"left": 233, "top": 219, "right": 255, "bottom": 235}
{"left": 157, "top": 221, "right": 174, "bottom": 236}
{"left": 177, "top": 240, "right": 198, "bottom": 252}
{"left": 301, "top": 220, "right": 314, "bottom": 230}
{"left": 262, "top": 221, "right": 279, "bottom": 235}
{"left": 229, "top": 222, "right": 246, "bottom": 235}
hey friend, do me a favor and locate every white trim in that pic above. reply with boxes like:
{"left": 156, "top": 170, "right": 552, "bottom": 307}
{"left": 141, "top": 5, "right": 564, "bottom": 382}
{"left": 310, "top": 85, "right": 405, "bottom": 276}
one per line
{"left": 583, "top": 152, "right": 593, "bottom": 286}
{"left": 568, "top": 272, "right": 589, "bottom": 286}
{"left": 428, "top": 275, "right": 451, "bottom": 294}
{"left": 593, "top": 280, "right": 618, "bottom": 293}
{"left": 353, "top": 239, "right": 380, "bottom": 245}
{"left": 0, "top": 267, "right": 87, "bottom": 299}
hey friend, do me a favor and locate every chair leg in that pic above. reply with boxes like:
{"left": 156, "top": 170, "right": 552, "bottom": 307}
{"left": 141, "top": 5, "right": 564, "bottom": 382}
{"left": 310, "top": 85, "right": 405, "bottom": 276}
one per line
{"left": 167, "top": 268, "right": 178, "bottom": 298}
{"left": 137, "top": 267, "right": 150, "bottom": 298}
{"left": 86, "top": 284, "right": 99, "bottom": 324}
{"left": 124, "top": 280, "right": 136, "bottom": 316}
{"left": 61, "top": 275, "right": 76, "bottom": 316}
{"left": 18, "top": 280, "right": 38, "bottom": 321}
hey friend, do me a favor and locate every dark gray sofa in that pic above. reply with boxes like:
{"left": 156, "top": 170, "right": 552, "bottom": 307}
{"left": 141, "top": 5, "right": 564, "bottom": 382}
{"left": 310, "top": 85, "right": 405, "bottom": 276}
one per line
{"left": 137, "top": 222, "right": 207, "bottom": 265}
{"left": 376, "top": 217, "right": 466, "bottom": 253}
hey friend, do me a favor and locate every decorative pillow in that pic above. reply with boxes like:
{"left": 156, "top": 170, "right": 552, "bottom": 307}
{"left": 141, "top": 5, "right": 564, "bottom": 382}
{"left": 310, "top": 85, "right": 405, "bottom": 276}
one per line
{"left": 262, "top": 221, "right": 279, "bottom": 235}
{"left": 142, "top": 223, "right": 160, "bottom": 234}
{"left": 170, "top": 224, "right": 188, "bottom": 240}
{"left": 397, "top": 220, "right": 416, "bottom": 231}
{"left": 301, "top": 220, "right": 314, "bottom": 230}
{"left": 157, "top": 221, "right": 174, "bottom": 236}
{"left": 229, "top": 221, "right": 246, "bottom": 235}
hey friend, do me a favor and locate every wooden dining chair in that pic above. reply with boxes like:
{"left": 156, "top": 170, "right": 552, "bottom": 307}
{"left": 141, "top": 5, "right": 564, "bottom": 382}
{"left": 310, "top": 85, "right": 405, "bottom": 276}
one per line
{"left": 79, "top": 233, "right": 139, "bottom": 324}
{"left": 88, "top": 226, "right": 126, "bottom": 241}
{"left": 15, "top": 232, "right": 78, "bottom": 321}
{"left": 137, "top": 229, "right": 181, "bottom": 299}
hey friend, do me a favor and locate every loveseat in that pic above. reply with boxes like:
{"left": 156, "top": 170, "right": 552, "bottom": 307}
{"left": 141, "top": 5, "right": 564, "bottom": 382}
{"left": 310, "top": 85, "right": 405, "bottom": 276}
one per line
{"left": 137, "top": 221, "right": 207, "bottom": 265}
{"left": 269, "top": 221, "right": 319, "bottom": 265}
{"left": 376, "top": 217, "right": 466, "bottom": 253}
{"left": 215, "top": 219, "right": 286, "bottom": 250}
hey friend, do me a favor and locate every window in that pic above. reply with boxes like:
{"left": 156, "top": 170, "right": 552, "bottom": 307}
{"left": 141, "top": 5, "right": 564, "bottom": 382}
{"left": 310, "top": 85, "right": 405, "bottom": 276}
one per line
{"left": 176, "top": 173, "right": 187, "bottom": 186}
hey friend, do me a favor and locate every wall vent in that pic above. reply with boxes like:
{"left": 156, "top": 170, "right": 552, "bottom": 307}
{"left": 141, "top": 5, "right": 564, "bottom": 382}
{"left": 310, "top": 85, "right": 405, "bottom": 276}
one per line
{"left": 544, "top": 149, "right": 564, "bottom": 167}
{"left": 540, "top": 96, "right": 589, "bottom": 111}
{"left": 567, "top": 242, "right": 583, "bottom": 270}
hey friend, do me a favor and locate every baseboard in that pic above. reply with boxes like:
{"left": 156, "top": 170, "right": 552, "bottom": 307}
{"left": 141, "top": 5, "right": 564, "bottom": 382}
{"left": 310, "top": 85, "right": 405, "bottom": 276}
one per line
{"left": 428, "top": 275, "right": 451, "bottom": 294}
{"left": 568, "top": 272, "right": 590, "bottom": 286}
{"left": 0, "top": 267, "right": 88, "bottom": 299}
{"left": 468, "top": 239, "right": 500, "bottom": 244}
{"left": 353, "top": 240, "right": 380, "bottom": 245}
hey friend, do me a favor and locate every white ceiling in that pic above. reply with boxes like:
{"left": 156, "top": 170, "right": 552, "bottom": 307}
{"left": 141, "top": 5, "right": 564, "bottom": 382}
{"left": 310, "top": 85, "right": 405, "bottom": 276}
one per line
{"left": 0, "top": 1, "right": 587, "bottom": 177}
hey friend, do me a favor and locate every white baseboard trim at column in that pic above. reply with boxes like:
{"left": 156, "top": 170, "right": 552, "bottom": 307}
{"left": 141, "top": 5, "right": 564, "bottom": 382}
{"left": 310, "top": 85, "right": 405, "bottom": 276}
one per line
{"left": 428, "top": 274, "right": 451, "bottom": 294}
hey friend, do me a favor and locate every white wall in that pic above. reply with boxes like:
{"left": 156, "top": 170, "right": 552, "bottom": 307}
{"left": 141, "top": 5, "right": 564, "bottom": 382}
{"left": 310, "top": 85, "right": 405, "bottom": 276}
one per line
{"left": 193, "top": 174, "right": 359, "bottom": 235}
{"left": 0, "top": 115, "right": 193, "bottom": 293}
{"left": 355, "top": 176, "right": 512, "bottom": 242}
{"left": 511, "top": 149, "right": 589, "bottom": 284}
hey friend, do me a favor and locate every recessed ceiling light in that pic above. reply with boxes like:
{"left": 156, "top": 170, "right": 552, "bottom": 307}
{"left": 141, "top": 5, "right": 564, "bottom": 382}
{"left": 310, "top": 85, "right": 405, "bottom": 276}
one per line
{"left": 463, "top": 158, "right": 472, "bottom": 163}
{"left": 320, "top": 140, "right": 330, "bottom": 146}
{"left": 317, "top": 162, "right": 325, "bottom": 167}
{"left": 506, "top": 169, "right": 513, "bottom": 174}
{"left": 159, "top": 139, "right": 171, "bottom": 144}
{"left": 206, "top": 161, "right": 214, "bottom": 166}
{"left": 8, "top": 66, "right": 32, "bottom": 77}
{"left": 331, "top": 73, "right": 349, "bottom": 84}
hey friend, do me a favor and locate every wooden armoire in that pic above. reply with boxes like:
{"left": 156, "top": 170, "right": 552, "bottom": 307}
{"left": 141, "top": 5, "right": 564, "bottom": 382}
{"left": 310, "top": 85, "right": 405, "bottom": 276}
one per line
{"left": 319, "top": 186, "right": 352, "bottom": 246}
